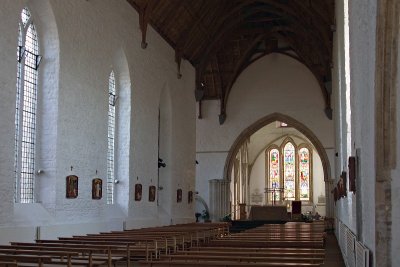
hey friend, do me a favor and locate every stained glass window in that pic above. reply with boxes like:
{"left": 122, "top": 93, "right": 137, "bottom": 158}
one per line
{"left": 14, "top": 7, "right": 40, "bottom": 203}
{"left": 299, "top": 147, "right": 310, "bottom": 200}
{"left": 283, "top": 142, "right": 295, "bottom": 200}
{"left": 269, "top": 148, "right": 280, "bottom": 201}
{"left": 266, "top": 140, "right": 313, "bottom": 203}
{"left": 107, "top": 71, "right": 116, "bottom": 204}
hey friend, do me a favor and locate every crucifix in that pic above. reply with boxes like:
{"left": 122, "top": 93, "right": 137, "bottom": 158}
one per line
{"left": 264, "top": 185, "right": 284, "bottom": 206}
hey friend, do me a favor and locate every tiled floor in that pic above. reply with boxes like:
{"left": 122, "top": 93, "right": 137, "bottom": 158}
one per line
{"left": 323, "top": 232, "right": 346, "bottom": 267}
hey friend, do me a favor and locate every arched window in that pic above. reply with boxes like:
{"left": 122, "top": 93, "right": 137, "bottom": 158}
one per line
{"left": 14, "top": 7, "right": 40, "bottom": 203}
{"left": 267, "top": 147, "right": 280, "bottom": 201}
{"left": 283, "top": 142, "right": 296, "bottom": 201}
{"left": 299, "top": 147, "right": 311, "bottom": 201}
{"left": 107, "top": 71, "right": 116, "bottom": 204}
{"left": 266, "top": 140, "right": 313, "bottom": 203}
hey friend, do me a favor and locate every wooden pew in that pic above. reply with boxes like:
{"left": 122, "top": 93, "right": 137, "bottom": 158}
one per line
{"left": 0, "top": 254, "right": 53, "bottom": 267}
{"left": 137, "top": 222, "right": 325, "bottom": 267}
{"left": 207, "top": 239, "right": 324, "bottom": 248}
{"left": 169, "top": 249, "right": 325, "bottom": 259}
{"left": 65, "top": 234, "right": 178, "bottom": 254}
{"left": 47, "top": 237, "right": 163, "bottom": 259}
{"left": 8, "top": 242, "right": 125, "bottom": 266}
{"left": 189, "top": 246, "right": 325, "bottom": 254}
{"left": 0, "top": 261, "right": 18, "bottom": 267}
{"left": 136, "top": 260, "right": 322, "bottom": 266}
{"left": 159, "top": 254, "right": 324, "bottom": 264}
{"left": 0, "top": 248, "right": 79, "bottom": 266}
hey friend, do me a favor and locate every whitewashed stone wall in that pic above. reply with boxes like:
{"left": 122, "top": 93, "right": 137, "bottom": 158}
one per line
{"left": 196, "top": 53, "right": 334, "bottom": 217}
{"left": 333, "top": 0, "right": 377, "bottom": 264}
{"left": 0, "top": 0, "right": 195, "bottom": 244}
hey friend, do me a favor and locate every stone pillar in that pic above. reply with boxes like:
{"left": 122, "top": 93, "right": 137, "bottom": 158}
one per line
{"left": 209, "top": 179, "right": 230, "bottom": 221}
{"left": 374, "top": 0, "right": 398, "bottom": 265}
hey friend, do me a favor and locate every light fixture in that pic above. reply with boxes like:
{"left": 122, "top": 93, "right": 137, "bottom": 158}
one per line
{"left": 158, "top": 158, "right": 166, "bottom": 168}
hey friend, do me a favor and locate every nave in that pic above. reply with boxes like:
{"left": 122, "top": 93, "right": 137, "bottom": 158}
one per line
{"left": 0, "top": 221, "right": 345, "bottom": 267}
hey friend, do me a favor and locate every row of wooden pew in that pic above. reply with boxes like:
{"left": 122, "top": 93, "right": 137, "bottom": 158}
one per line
{"left": 137, "top": 221, "right": 327, "bottom": 267}
{"left": 0, "top": 222, "right": 229, "bottom": 267}
{"left": 0, "top": 221, "right": 326, "bottom": 266}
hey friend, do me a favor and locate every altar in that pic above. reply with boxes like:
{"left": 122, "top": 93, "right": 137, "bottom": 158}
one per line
{"left": 248, "top": 205, "right": 289, "bottom": 221}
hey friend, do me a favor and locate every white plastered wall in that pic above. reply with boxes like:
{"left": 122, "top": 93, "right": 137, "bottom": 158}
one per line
{"left": 196, "top": 53, "right": 334, "bottom": 216}
{"left": 333, "top": 0, "right": 376, "bottom": 262}
{"left": 0, "top": 0, "right": 195, "bottom": 244}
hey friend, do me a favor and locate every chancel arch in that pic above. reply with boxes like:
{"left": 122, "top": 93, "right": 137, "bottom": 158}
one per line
{"left": 223, "top": 113, "right": 331, "bottom": 220}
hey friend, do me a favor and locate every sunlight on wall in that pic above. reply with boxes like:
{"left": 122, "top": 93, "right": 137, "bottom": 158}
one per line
{"left": 344, "top": 0, "right": 352, "bottom": 158}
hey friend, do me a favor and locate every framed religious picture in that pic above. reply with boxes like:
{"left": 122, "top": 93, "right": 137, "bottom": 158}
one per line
{"left": 92, "top": 178, "right": 102, "bottom": 200}
{"left": 340, "top": 171, "right": 347, "bottom": 197}
{"left": 135, "top": 184, "right": 142, "bottom": 201}
{"left": 177, "top": 189, "right": 182, "bottom": 203}
{"left": 66, "top": 175, "right": 78, "bottom": 199}
{"left": 188, "top": 191, "right": 193, "bottom": 204}
{"left": 348, "top": 156, "right": 356, "bottom": 193}
{"left": 149, "top": 186, "right": 156, "bottom": 202}
{"left": 337, "top": 180, "right": 343, "bottom": 198}
{"left": 333, "top": 187, "right": 338, "bottom": 203}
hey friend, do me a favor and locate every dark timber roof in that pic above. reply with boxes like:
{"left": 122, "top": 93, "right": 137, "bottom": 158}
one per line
{"left": 128, "top": 0, "right": 334, "bottom": 122}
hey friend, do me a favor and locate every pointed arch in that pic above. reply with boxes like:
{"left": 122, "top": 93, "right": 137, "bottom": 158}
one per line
{"left": 224, "top": 113, "right": 331, "bottom": 182}
{"left": 14, "top": 7, "right": 40, "bottom": 203}
{"left": 111, "top": 47, "right": 131, "bottom": 214}
{"left": 20, "top": 0, "right": 61, "bottom": 209}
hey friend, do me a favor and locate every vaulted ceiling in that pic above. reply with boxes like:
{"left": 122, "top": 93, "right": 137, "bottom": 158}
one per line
{"left": 127, "top": 0, "right": 335, "bottom": 123}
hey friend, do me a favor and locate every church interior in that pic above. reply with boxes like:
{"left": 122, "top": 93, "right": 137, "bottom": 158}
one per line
{"left": 0, "top": 0, "right": 399, "bottom": 266}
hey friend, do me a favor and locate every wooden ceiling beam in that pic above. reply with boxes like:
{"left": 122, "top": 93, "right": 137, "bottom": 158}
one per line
{"left": 176, "top": 1, "right": 227, "bottom": 54}
{"left": 268, "top": 3, "right": 331, "bottom": 57}
{"left": 129, "top": 0, "right": 333, "bottom": 115}
{"left": 253, "top": 1, "right": 332, "bottom": 55}
{"left": 195, "top": 3, "right": 329, "bottom": 75}
{"left": 138, "top": 0, "right": 159, "bottom": 48}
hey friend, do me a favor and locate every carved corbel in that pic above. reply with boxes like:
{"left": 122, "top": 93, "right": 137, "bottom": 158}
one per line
{"left": 138, "top": 0, "right": 158, "bottom": 49}
{"left": 175, "top": 49, "right": 183, "bottom": 79}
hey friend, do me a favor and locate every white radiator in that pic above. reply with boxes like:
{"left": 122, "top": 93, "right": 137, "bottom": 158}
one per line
{"left": 355, "top": 240, "right": 370, "bottom": 267}
{"left": 346, "top": 228, "right": 356, "bottom": 267}
{"left": 335, "top": 219, "right": 371, "bottom": 267}
{"left": 338, "top": 221, "right": 347, "bottom": 256}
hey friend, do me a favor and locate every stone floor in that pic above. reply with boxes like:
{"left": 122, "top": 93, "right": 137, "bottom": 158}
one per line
{"left": 323, "top": 232, "right": 346, "bottom": 267}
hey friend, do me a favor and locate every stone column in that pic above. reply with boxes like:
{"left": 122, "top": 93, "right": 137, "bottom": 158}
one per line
{"left": 374, "top": 0, "right": 398, "bottom": 265}
{"left": 209, "top": 179, "right": 230, "bottom": 221}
